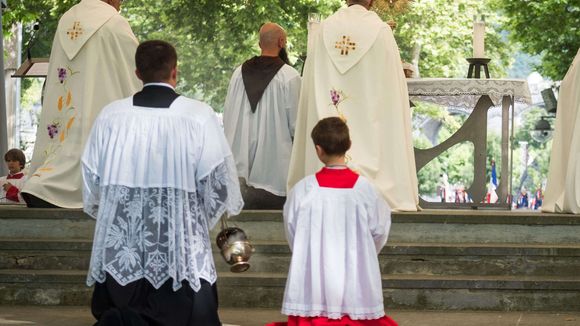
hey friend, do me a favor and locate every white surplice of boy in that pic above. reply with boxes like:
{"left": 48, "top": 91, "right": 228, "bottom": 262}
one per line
{"left": 282, "top": 175, "right": 391, "bottom": 320}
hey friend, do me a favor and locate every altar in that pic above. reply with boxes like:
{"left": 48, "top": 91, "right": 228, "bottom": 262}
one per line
{"left": 407, "top": 78, "right": 532, "bottom": 209}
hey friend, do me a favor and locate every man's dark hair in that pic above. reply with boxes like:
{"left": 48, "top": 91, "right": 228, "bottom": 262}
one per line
{"left": 4, "top": 148, "right": 26, "bottom": 169}
{"left": 135, "top": 40, "right": 177, "bottom": 83}
{"left": 311, "top": 117, "right": 351, "bottom": 156}
{"left": 347, "top": 0, "right": 372, "bottom": 8}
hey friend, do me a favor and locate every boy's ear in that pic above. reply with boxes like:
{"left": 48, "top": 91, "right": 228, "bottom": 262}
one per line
{"left": 315, "top": 145, "right": 325, "bottom": 157}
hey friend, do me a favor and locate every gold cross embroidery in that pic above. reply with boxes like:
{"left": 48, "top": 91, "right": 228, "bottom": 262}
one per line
{"left": 335, "top": 35, "right": 356, "bottom": 56}
{"left": 66, "top": 22, "right": 83, "bottom": 40}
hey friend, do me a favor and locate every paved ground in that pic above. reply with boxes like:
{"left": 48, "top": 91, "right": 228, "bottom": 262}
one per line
{"left": 0, "top": 307, "right": 580, "bottom": 326}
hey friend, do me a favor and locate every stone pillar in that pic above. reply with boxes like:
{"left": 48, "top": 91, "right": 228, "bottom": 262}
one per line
{"left": 0, "top": 4, "right": 8, "bottom": 176}
{"left": 4, "top": 24, "right": 22, "bottom": 150}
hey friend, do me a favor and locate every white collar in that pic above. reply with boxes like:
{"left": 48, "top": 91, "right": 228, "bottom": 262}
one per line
{"left": 143, "top": 82, "right": 175, "bottom": 90}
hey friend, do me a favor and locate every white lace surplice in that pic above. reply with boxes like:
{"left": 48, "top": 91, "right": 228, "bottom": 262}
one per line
{"left": 82, "top": 96, "right": 243, "bottom": 292}
{"left": 282, "top": 175, "right": 391, "bottom": 320}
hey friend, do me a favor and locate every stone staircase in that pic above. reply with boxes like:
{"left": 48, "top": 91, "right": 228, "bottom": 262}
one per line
{"left": 1, "top": 207, "right": 580, "bottom": 311}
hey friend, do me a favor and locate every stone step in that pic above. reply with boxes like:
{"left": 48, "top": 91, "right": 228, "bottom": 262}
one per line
{"left": 215, "top": 242, "right": 580, "bottom": 277}
{"left": 220, "top": 210, "right": 580, "bottom": 244}
{"left": 3, "top": 208, "right": 580, "bottom": 244}
{"left": 0, "top": 239, "right": 92, "bottom": 251}
{"left": 1, "top": 270, "right": 580, "bottom": 311}
{"left": 217, "top": 273, "right": 580, "bottom": 311}
{"left": 0, "top": 250, "right": 91, "bottom": 271}
{"left": 0, "top": 239, "right": 580, "bottom": 276}
{"left": 0, "top": 239, "right": 92, "bottom": 271}
{"left": 3, "top": 240, "right": 580, "bottom": 277}
{"left": 2, "top": 208, "right": 580, "bottom": 310}
{"left": 0, "top": 209, "right": 94, "bottom": 239}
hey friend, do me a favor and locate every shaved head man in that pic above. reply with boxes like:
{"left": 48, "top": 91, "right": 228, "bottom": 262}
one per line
{"left": 259, "top": 23, "right": 286, "bottom": 52}
{"left": 223, "top": 22, "right": 301, "bottom": 208}
{"left": 259, "top": 22, "right": 290, "bottom": 64}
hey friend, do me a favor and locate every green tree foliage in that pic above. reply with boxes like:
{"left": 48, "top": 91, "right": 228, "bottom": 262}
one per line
{"left": 512, "top": 107, "right": 552, "bottom": 195}
{"left": 150, "top": 0, "right": 342, "bottom": 109}
{"left": 493, "top": 0, "right": 580, "bottom": 80}
{"left": 3, "top": 0, "right": 75, "bottom": 52}
{"left": 5, "top": 0, "right": 342, "bottom": 110}
{"left": 377, "top": 0, "right": 512, "bottom": 78}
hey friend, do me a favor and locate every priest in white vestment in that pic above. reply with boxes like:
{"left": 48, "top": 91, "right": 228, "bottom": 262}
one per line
{"left": 287, "top": 0, "right": 419, "bottom": 211}
{"left": 543, "top": 48, "right": 580, "bottom": 214}
{"left": 82, "top": 40, "right": 243, "bottom": 325}
{"left": 22, "top": 0, "right": 141, "bottom": 208}
{"left": 223, "top": 23, "right": 301, "bottom": 207}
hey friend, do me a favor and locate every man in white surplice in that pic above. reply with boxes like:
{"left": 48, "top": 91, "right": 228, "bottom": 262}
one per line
{"left": 22, "top": 0, "right": 141, "bottom": 208}
{"left": 223, "top": 23, "right": 301, "bottom": 206}
{"left": 287, "top": 0, "right": 419, "bottom": 211}
{"left": 82, "top": 40, "right": 243, "bottom": 325}
{"left": 543, "top": 48, "right": 580, "bottom": 214}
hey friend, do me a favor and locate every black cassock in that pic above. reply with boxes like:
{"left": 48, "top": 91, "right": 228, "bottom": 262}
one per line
{"left": 92, "top": 274, "right": 220, "bottom": 326}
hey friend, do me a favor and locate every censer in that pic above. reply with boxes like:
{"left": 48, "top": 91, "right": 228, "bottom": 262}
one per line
{"left": 215, "top": 216, "right": 255, "bottom": 273}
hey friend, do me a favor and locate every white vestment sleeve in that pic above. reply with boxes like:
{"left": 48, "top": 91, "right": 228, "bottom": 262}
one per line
{"left": 368, "top": 188, "right": 392, "bottom": 253}
{"left": 196, "top": 112, "right": 243, "bottom": 229}
{"left": 222, "top": 68, "right": 240, "bottom": 143}
{"left": 81, "top": 119, "right": 103, "bottom": 219}
{"left": 0, "top": 176, "right": 6, "bottom": 202}
{"left": 286, "top": 74, "right": 302, "bottom": 139}
{"left": 283, "top": 182, "right": 300, "bottom": 251}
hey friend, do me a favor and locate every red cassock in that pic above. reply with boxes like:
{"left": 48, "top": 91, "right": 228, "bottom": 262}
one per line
{"left": 266, "top": 315, "right": 398, "bottom": 326}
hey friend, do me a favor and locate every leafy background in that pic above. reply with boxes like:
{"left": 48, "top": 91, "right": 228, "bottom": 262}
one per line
{"left": 4, "top": 0, "right": 578, "bottom": 203}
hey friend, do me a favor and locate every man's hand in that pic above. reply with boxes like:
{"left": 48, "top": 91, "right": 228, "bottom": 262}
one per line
{"left": 3, "top": 182, "right": 13, "bottom": 191}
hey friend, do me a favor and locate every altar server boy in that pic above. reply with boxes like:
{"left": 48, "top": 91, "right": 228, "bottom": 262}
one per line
{"left": 276, "top": 117, "right": 397, "bottom": 326}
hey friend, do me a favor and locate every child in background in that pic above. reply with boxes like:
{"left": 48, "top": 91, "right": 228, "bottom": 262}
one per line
{"left": 268, "top": 117, "right": 397, "bottom": 326}
{"left": 0, "top": 148, "right": 26, "bottom": 204}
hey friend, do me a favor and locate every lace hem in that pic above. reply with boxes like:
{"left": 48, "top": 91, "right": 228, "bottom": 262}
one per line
{"left": 86, "top": 267, "right": 216, "bottom": 292}
{"left": 85, "top": 159, "right": 241, "bottom": 292}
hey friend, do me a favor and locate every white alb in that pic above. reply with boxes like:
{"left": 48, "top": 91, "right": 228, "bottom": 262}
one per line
{"left": 223, "top": 64, "right": 301, "bottom": 196}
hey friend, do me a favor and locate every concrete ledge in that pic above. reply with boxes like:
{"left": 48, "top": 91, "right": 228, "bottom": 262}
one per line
{"left": 2, "top": 207, "right": 578, "bottom": 226}
{"left": 218, "top": 273, "right": 580, "bottom": 291}
{"left": 3, "top": 270, "right": 580, "bottom": 291}
{"left": 241, "top": 241, "right": 580, "bottom": 257}
{"left": 232, "top": 209, "right": 580, "bottom": 225}
{"left": 0, "top": 284, "right": 91, "bottom": 306}
{"left": 0, "top": 239, "right": 92, "bottom": 251}
{"left": 217, "top": 281, "right": 580, "bottom": 311}
{"left": 6, "top": 239, "right": 579, "bottom": 257}
{"left": 394, "top": 210, "right": 580, "bottom": 225}
{"left": 0, "top": 206, "right": 88, "bottom": 220}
